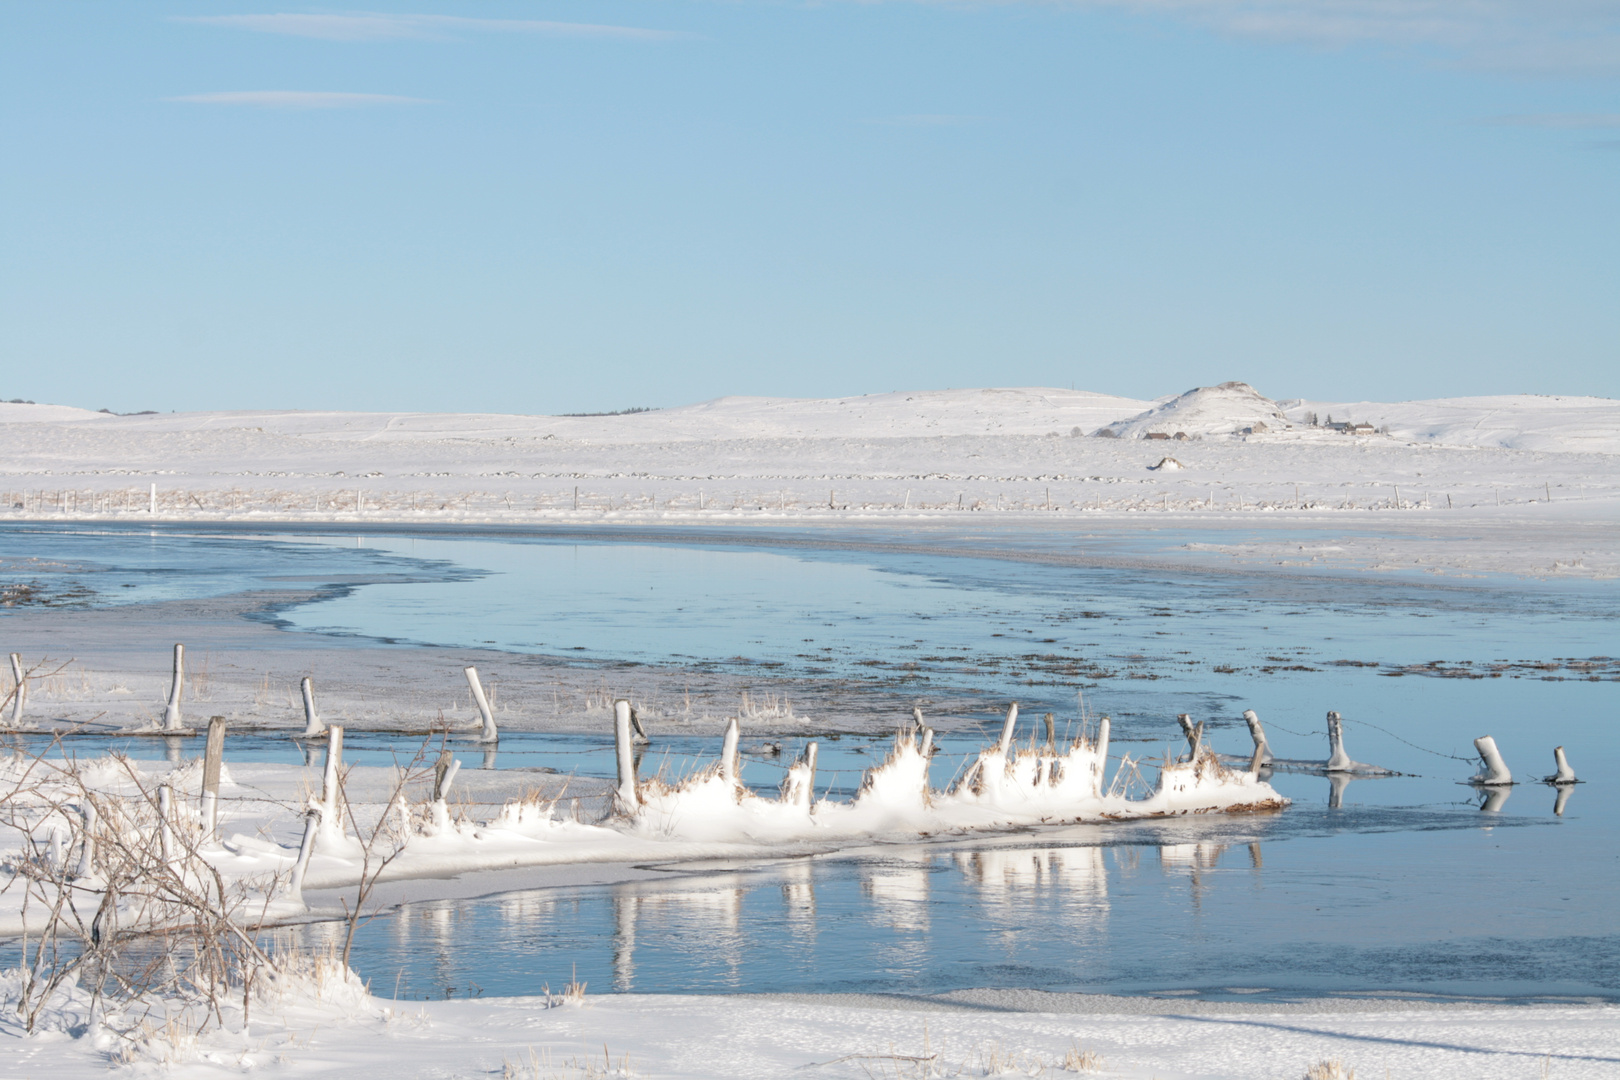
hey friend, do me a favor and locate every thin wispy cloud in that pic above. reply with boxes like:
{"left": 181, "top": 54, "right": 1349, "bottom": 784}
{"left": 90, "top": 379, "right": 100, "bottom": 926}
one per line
{"left": 863, "top": 114, "right": 985, "bottom": 127}
{"left": 893, "top": 1, "right": 1620, "bottom": 75}
{"left": 174, "top": 12, "right": 694, "bottom": 43}
{"left": 167, "top": 91, "right": 433, "bottom": 108}
{"left": 1486, "top": 113, "right": 1620, "bottom": 129}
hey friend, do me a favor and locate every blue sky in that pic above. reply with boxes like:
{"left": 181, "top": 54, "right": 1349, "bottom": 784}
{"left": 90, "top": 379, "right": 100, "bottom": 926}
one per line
{"left": 3, "top": 2, "right": 1617, "bottom": 414}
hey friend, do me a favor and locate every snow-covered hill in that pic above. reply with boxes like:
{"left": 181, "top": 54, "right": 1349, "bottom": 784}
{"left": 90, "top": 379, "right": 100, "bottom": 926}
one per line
{"left": 0, "top": 388, "right": 1150, "bottom": 443}
{"left": 7, "top": 384, "right": 1611, "bottom": 453}
{"left": 1099, "top": 382, "right": 1289, "bottom": 439}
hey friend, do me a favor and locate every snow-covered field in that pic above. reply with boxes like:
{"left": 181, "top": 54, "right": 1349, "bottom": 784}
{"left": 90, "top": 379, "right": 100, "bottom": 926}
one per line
{"left": 4, "top": 382, "right": 1617, "bottom": 579}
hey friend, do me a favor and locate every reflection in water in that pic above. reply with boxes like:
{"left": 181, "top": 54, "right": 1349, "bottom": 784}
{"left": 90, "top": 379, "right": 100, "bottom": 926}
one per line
{"left": 1159, "top": 842, "right": 1227, "bottom": 871}
{"left": 612, "top": 892, "right": 636, "bottom": 991}
{"left": 1327, "top": 772, "right": 1354, "bottom": 808}
{"left": 958, "top": 847, "right": 1107, "bottom": 904}
{"left": 611, "top": 879, "right": 747, "bottom": 992}
{"left": 957, "top": 847, "right": 1110, "bottom": 960}
{"left": 1160, "top": 842, "right": 1230, "bottom": 910}
{"left": 1553, "top": 784, "right": 1573, "bottom": 817}
{"left": 482, "top": 747, "right": 498, "bottom": 770}
{"left": 861, "top": 861, "right": 931, "bottom": 976}
{"left": 163, "top": 735, "right": 185, "bottom": 765}
{"left": 1477, "top": 786, "right": 1512, "bottom": 813}
{"left": 781, "top": 858, "right": 816, "bottom": 940}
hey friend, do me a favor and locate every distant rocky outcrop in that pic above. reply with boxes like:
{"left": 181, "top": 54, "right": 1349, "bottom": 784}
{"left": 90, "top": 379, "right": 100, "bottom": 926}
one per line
{"left": 1095, "top": 381, "right": 1289, "bottom": 440}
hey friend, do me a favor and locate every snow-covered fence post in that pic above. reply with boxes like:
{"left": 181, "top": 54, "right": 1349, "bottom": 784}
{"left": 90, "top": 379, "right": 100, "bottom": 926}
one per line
{"left": 288, "top": 809, "right": 320, "bottom": 899}
{"left": 201, "top": 715, "right": 226, "bottom": 842}
{"left": 300, "top": 676, "right": 324, "bottom": 737}
{"left": 7, "top": 652, "right": 24, "bottom": 728}
{"left": 720, "top": 716, "right": 741, "bottom": 786}
{"left": 1551, "top": 746, "right": 1577, "bottom": 784}
{"left": 465, "top": 666, "right": 498, "bottom": 742}
{"left": 919, "top": 727, "right": 934, "bottom": 759}
{"left": 157, "top": 784, "right": 175, "bottom": 868}
{"left": 1325, "top": 711, "right": 1355, "bottom": 772}
{"left": 613, "top": 699, "right": 639, "bottom": 810}
{"left": 1094, "top": 715, "right": 1110, "bottom": 795}
{"left": 75, "top": 802, "right": 97, "bottom": 878}
{"left": 629, "top": 703, "right": 648, "bottom": 742}
{"left": 162, "top": 643, "right": 185, "bottom": 731}
{"left": 1472, "top": 735, "right": 1512, "bottom": 785}
{"left": 432, "top": 750, "right": 460, "bottom": 802}
{"left": 1044, "top": 712, "right": 1056, "bottom": 749}
{"left": 786, "top": 740, "right": 819, "bottom": 809}
{"left": 319, "top": 725, "right": 345, "bottom": 838}
{"left": 912, "top": 704, "right": 925, "bottom": 732}
{"left": 997, "top": 703, "right": 1019, "bottom": 755}
{"left": 1176, "top": 714, "right": 1198, "bottom": 757}
{"left": 1243, "top": 709, "right": 1272, "bottom": 765}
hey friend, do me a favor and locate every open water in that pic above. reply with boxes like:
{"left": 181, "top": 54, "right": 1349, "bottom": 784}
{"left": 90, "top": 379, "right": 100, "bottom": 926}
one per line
{"left": 1, "top": 522, "right": 1615, "bottom": 1002}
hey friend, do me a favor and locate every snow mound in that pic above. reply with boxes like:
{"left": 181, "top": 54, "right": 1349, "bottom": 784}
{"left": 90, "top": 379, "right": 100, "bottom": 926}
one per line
{"left": 1150, "top": 457, "right": 1184, "bottom": 471}
{"left": 1099, "top": 381, "right": 1288, "bottom": 440}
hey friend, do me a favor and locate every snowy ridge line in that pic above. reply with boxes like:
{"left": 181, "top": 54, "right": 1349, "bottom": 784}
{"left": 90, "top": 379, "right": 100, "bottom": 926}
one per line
{"left": 1, "top": 384, "right": 1616, "bottom": 452}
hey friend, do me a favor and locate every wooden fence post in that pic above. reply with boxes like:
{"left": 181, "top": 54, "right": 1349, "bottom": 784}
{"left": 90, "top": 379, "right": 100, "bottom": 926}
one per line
{"left": 201, "top": 715, "right": 226, "bottom": 841}
{"left": 7, "top": 653, "right": 24, "bottom": 728}
{"left": 162, "top": 644, "right": 185, "bottom": 731}
{"left": 997, "top": 702, "right": 1019, "bottom": 755}
{"left": 465, "top": 666, "right": 498, "bottom": 742}
{"left": 614, "top": 700, "right": 639, "bottom": 810}
{"left": 300, "top": 676, "right": 324, "bottom": 737}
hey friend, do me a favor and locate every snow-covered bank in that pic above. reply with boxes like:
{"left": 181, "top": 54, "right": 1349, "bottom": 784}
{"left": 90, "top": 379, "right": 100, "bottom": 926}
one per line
{"left": 0, "top": 719, "right": 1285, "bottom": 937}
{"left": 6, "top": 975, "right": 1616, "bottom": 1079}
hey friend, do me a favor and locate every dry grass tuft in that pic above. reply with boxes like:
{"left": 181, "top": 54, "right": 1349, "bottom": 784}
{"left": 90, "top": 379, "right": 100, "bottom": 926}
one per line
{"left": 503, "top": 1045, "right": 634, "bottom": 1079}
{"left": 1060, "top": 1041, "right": 1104, "bottom": 1072}
{"left": 1304, "top": 1060, "right": 1356, "bottom": 1080}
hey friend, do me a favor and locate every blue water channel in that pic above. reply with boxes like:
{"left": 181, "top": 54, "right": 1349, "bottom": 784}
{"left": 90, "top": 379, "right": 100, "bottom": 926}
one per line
{"left": 2, "top": 522, "right": 1616, "bottom": 1001}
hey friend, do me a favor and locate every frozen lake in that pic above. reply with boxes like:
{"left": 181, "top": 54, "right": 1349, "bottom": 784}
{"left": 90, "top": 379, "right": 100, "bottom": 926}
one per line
{"left": 2, "top": 522, "right": 1616, "bottom": 1001}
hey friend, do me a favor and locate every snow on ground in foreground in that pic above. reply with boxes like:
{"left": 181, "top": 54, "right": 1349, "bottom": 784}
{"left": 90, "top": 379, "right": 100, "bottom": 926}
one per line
{"left": 5, "top": 974, "right": 1616, "bottom": 1079}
